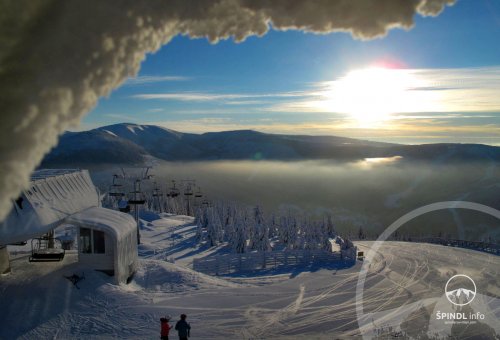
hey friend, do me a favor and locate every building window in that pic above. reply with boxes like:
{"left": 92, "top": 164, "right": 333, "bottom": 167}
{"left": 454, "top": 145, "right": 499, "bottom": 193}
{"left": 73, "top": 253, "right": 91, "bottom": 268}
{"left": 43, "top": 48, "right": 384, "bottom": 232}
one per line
{"left": 80, "top": 228, "right": 106, "bottom": 254}
{"left": 80, "top": 228, "right": 92, "bottom": 253}
{"left": 93, "top": 230, "right": 106, "bottom": 254}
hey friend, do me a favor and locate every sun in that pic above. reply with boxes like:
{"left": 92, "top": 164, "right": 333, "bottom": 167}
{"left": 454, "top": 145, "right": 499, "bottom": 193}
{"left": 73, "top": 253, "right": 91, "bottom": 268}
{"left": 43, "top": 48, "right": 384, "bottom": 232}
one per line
{"left": 322, "top": 67, "right": 425, "bottom": 127}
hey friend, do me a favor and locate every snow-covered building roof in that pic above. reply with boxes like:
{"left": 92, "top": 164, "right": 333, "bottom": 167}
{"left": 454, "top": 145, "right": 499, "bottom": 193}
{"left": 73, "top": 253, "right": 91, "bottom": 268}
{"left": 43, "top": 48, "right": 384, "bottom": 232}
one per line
{"left": 66, "top": 207, "right": 136, "bottom": 240}
{"left": 30, "top": 169, "right": 83, "bottom": 181}
{"left": 66, "top": 207, "right": 138, "bottom": 284}
{"left": 0, "top": 169, "right": 99, "bottom": 245}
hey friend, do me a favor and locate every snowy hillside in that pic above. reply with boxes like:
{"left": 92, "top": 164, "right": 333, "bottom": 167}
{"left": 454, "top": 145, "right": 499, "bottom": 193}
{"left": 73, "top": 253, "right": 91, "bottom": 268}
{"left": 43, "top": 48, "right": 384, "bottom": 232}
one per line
{"left": 1, "top": 214, "right": 499, "bottom": 339}
{"left": 42, "top": 129, "right": 148, "bottom": 166}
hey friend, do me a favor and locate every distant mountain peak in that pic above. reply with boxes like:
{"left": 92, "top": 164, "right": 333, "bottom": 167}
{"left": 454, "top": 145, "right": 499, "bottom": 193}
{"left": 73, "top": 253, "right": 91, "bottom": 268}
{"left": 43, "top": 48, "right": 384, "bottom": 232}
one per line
{"left": 125, "top": 124, "right": 144, "bottom": 134}
{"left": 97, "top": 122, "right": 183, "bottom": 137}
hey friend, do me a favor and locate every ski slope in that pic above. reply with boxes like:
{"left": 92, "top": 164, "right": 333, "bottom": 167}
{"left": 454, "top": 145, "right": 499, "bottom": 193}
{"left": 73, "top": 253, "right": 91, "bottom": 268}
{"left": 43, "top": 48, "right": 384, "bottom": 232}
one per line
{"left": 1, "top": 214, "right": 498, "bottom": 339}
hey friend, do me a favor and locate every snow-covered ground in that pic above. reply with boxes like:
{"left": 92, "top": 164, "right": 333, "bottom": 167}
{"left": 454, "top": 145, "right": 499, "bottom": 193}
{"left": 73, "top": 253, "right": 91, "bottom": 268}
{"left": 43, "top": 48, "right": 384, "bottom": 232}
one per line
{"left": 1, "top": 214, "right": 499, "bottom": 339}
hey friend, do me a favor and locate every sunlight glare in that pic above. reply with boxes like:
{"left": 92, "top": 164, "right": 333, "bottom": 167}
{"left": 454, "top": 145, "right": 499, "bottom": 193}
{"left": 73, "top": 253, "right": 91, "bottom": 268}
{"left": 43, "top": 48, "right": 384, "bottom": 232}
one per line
{"left": 322, "top": 67, "right": 433, "bottom": 127}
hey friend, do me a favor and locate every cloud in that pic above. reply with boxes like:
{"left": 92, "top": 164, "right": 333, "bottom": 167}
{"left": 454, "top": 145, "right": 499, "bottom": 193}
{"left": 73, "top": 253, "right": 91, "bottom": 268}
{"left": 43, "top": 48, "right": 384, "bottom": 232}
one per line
{"left": 147, "top": 108, "right": 165, "bottom": 112}
{"left": 133, "top": 91, "right": 307, "bottom": 102}
{"left": 0, "top": 0, "right": 455, "bottom": 221}
{"left": 134, "top": 92, "right": 252, "bottom": 101}
{"left": 124, "top": 75, "right": 189, "bottom": 86}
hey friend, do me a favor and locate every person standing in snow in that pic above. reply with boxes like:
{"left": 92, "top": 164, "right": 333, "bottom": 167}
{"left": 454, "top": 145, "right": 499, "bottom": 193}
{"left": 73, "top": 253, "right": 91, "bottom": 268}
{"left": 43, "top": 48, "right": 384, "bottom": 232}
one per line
{"left": 175, "top": 314, "right": 191, "bottom": 340}
{"left": 160, "top": 316, "right": 171, "bottom": 340}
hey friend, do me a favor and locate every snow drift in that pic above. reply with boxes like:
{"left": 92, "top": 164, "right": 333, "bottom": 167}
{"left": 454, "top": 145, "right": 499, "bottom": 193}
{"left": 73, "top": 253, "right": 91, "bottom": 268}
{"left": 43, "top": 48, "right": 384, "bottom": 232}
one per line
{"left": 0, "top": 0, "right": 455, "bottom": 221}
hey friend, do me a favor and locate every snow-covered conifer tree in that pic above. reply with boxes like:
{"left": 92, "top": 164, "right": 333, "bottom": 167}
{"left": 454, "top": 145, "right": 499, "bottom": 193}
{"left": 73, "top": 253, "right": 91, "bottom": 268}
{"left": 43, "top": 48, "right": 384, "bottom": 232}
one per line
{"left": 231, "top": 212, "right": 247, "bottom": 253}
{"left": 206, "top": 207, "right": 223, "bottom": 247}
{"left": 249, "top": 206, "right": 271, "bottom": 252}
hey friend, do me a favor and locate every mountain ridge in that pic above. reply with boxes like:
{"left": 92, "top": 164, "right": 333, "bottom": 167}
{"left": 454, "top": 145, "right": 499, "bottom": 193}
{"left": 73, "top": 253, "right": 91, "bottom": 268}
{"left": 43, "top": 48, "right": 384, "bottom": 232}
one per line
{"left": 41, "top": 123, "right": 500, "bottom": 167}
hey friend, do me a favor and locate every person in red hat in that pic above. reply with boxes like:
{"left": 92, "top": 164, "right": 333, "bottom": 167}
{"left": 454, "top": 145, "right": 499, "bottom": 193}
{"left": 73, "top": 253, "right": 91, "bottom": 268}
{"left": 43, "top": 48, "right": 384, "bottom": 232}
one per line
{"left": 160, "top": 315, "right": 171, "bottom": 340}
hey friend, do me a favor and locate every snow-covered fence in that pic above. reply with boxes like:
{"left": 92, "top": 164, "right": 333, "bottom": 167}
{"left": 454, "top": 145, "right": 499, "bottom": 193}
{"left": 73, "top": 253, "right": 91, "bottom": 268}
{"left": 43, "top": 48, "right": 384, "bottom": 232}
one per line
{"left": 409, "top": 237, "right": 499, "bottom": 255}
{"left": 193, "top": 249, "right": 352, "bottom": 275}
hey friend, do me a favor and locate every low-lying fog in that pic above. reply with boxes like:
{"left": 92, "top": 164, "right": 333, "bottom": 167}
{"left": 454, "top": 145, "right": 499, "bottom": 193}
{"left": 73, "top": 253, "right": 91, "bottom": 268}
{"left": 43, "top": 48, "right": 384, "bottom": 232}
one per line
{"left": 92, "top": 157, "right": 499, "bottom": 241}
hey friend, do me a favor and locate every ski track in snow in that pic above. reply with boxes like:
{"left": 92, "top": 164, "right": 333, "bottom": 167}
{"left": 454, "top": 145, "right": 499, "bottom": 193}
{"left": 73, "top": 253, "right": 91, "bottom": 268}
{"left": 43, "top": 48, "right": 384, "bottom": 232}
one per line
{"left": 1, "top": 215, "right": 499, "bottom": 339}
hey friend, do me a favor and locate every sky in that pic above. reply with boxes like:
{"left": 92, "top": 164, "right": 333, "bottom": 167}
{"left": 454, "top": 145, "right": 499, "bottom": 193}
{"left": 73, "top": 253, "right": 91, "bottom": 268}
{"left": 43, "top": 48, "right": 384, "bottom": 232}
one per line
{"left": 81, "top": 0, "right": 500, "bottom": 145}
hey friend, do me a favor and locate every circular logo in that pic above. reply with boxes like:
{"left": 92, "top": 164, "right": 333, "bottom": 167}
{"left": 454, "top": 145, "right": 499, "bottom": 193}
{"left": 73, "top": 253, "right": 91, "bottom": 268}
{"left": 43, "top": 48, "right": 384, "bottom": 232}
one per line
{"left": 445, "top": 274, "right": 476, "bottom": 306}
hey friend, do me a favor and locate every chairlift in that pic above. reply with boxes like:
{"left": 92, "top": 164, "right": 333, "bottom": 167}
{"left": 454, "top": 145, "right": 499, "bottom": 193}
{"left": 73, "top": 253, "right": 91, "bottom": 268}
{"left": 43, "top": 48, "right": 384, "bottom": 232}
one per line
{"left": 128, "top": 196, "right": 146, "bottom": 204}
{"left": 182, "top": 179, "right": 195, "bottom": 196}
{"left": 108, "top": 174, "right": 125, "bottom": 197}
{"left": 152, "top": 182, "right": 163, "bottom": 197}
{"left": 118, "top": 198, "right": 130, "bottom": 212}
{"left": 29, "top": 236, "right": 65, "bottom": 262}
{"left": 184, "top": 185, "right": 193, "bottom": 196}
{"left": 128, "top": 179, "right": 146, "bottom": 205}
{"left": 169, "top": 180, "right": 180, "bottom": 198}
{"left": 195, "top": 186, "right": 203, "bottom": 198}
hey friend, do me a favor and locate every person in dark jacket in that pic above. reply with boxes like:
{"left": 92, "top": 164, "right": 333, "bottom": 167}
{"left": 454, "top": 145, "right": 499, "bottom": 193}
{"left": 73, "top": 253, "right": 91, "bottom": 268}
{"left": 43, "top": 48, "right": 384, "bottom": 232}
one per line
{"left": 160, "top": 316, "right": 171, "bottom": 340}
{"left": 174, "top": 314, "right": 191, "bottom": 340}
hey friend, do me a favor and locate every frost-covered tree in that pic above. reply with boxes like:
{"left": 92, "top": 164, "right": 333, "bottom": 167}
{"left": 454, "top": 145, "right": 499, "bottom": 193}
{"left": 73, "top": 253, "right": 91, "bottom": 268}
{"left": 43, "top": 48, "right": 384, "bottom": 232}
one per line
{"left": 231, "top": 213, "right": 248, "bottom": 253}
{"left": 358, "top": 226, "right": 365, "bottom": 240}
{"left": 249, "top": 206, "right": 271, "bottom": 252}
{"left": 194, "top": 207, "right": 209, "bottom": 243}
{"left": 269, "top": 213, "right": 279, "bottom": 239}
{"left": 191, "top": 199, "right": 349, "bottom": 254}
{"left": 206, "top": 207, "right": 223, "bottom": 247}
{"left": 278, "top": 211, "right": 299, "bottom": 249}
{"left": 221, "top": 203, "right": 237, "bottom": 242}
{"left": 303, "top": 220, "right": 323, "bottom": 250}
{"left": 324, "top": 214, "right": 336, "bottom": 238}
{"left": 293, "top": 217, "right": 307, "bottom": 250}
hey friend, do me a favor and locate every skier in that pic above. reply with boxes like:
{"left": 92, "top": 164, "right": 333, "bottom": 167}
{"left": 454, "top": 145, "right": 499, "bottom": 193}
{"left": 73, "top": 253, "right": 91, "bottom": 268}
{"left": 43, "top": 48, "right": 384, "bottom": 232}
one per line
{"left": 175, "top": 314, "right": 191, "bottom": 340}
{"left": 160, "top": 315, "right": 171, "bottom": 340}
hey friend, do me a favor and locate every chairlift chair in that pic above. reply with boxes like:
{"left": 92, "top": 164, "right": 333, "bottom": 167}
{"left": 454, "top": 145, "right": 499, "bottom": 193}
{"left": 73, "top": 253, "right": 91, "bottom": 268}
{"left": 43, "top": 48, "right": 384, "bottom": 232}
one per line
{"left": 169, "top": 180, "right": 180, "bottom": 198}
{"left": 108, "top": 174, "right": 125, "bottom": 197}
{"left": 128, "top": 179, "right": 146, "bottom": 205}
{"left": 182, "top": 180, "right": 195, "bottom": 197}
{"left": 29, "top": 236, "right": 65, "bottom": 262}
{"left": 128, "top": 194, "right": 146, "bottom": 205}
{"left": 184, "top": 186, "right": 193, "bottom": 196}
{"left": 152, "top": 182, "right": 163, "bottom": 197}
{"left": 195, "top": 186, "right": 203, "bottom": 198}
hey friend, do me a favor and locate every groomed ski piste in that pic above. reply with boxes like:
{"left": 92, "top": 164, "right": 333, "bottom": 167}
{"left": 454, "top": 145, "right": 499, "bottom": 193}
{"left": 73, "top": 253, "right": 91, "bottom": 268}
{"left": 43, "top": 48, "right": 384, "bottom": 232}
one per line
{"left": 1, "top": 213, "right": 499, "bottom": 339}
